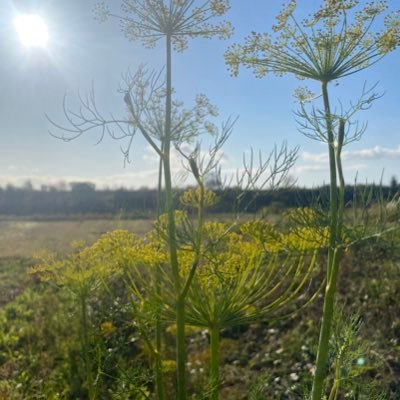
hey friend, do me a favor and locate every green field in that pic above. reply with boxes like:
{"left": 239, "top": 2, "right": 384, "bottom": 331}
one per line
{"left": 0, "top": 219, "right": 152, "bottom": 309}
{"left": 0, "top": 219, "right": 153, "bottom": 258}
{"left": 0, "top": 216, "right": 399, "bottom": 399}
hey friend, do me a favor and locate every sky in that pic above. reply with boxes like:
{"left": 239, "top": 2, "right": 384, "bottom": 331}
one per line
{"left": 0, "top": 0, "right": 399, "bottom": 190}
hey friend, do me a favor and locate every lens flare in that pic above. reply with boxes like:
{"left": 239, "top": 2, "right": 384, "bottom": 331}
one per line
{"left": 14, "top": 14, "right": 49, "bottom": 48}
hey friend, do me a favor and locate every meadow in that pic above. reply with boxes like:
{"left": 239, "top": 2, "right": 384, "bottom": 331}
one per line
{"left": 0, "top": 219, "right": 153, "bottom": 258}
{"left": 0, "top": 210, "right": 399, "bottom": 399}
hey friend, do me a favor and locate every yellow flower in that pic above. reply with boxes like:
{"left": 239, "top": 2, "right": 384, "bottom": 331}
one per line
{"left": 180, "top": 187, "right": 219, "bottom": 208}
{"left": 100, "top": 321, "right": 116, "bottom": 338}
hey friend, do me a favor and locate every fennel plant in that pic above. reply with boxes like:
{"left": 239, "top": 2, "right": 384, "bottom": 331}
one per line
{"left": 225, "top": 1, "right": 400, "bottom": 398}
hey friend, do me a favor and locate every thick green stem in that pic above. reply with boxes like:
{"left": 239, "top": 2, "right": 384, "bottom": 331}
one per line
{"left": 154, "top": 145, "right": 165, "bottom": 400}
{"left": 210, "top": 325, "right": 220, "bottom": 400}
{"left": 312, "top": 248, "right": 342, "bottom": 400}
{"left": 164, "top": 34, "right": 187, "bottom": 399}
{"left": 164, "top": 38, "right": 179, "bottom": 283}
{"left": 322, "top": 81, "right": 339, "bottom": 279}
{"left": 311, "top": 82, "right": 344, "bottom": 400}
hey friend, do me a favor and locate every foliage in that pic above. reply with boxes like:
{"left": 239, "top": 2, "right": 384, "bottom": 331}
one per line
{"left": 0, "top": 258, "right": 31, "bottom": 307}
{"left": 226, "top": 1, "right": 400, "bottom": 398}
{"left": 26, "top": 232, "right": 152, "bottom": 399}
{"left": 130, "top": 216, "right": 321, "bottom": 324}
{"left": 0, "top": 287, "right": 79, "bottom": 399}
{"left": 226, "top": 1, "right": 400, "bottom": 80}
{"left": 0, "top": 225, "right": 399, "bottom": 398}
{"left": 25, "top": 208, "right": 321, "bottom": 399}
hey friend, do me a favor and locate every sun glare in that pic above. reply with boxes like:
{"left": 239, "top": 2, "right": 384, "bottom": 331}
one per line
{"left": 14, "top": 14, "right": 49, "bottom": 48}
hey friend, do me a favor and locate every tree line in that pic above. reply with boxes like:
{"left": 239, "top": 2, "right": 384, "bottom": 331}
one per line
{"left": 0, "top": 180, "right": 398, "bottom": 218}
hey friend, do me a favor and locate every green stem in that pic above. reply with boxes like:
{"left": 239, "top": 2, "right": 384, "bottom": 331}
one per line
{"left": 154, "top": 143, "right": 165, "bottom": 400}
{"left": 334, "top": 118, "right": 346, "bottom": 278}
{"left": 176, "top": 297, "right": 187, "bottom": 399}
{"left": 328, "top": 343, "right": 345, "bottom": 400}
{"left": 81, "top": 294, "right": 96, "bottom": 400}
{"left": 210, "top": 324, "right": 220, "bottom": 400}
{"left": 180, "top": 181, "right": 205, "bottom": 300}
{"left": 327, "top": 380, "right": 338, "bottom": 400}
{"left": 322, "top": 81, "right": 339, "bottom": 279}
{"left": 164, "top": 33, "right": 187, "bottom": 399}
{"left": 164, "top": 36, "right": 180, "bottom": 293}
{"left": 154, "top": 265, "right": 165, "bottom": 400}
{"left": 312, "top": 248, "right": 342, "bottom": 400}
{"left": 311, "top": 81, "right": 343, "bottom": 400}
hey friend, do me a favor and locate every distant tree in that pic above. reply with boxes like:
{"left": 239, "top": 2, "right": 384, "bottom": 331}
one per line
{"left": 390, "top": 175, "right": 399, "bottom": 194}
{"left": 204, "top": 166, "right": 223, "bottom": 190}
{"left": 54, "top": 181, "right": 68, "bottom": 191}
{"left": 69, "top": 182, "right": 96, "bottom": 192}
{"left": 23, "top": 180, "right": 34, "bottom": 191}
{"left": 40, "top": 184, "right": 50, "bottom": 192}
{"left": 278, "top": 173, "right": 297, "bottom": 189}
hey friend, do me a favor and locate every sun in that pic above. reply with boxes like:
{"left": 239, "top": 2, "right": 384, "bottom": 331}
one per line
{"left": 14, "top": 14, "right": 49, "bottom": 48}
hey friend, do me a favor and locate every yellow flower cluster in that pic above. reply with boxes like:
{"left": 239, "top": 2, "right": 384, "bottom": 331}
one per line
{"left": 100, "top": 321, "right": 116, "bottom": 338}
{"left": 31, "top": 230, "right": 142, "bottom": 294}
{"left": 180, "top": 187, "right": 219, "bottom": 208}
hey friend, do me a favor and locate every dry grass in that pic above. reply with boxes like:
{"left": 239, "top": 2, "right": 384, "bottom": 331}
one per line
{"left": 0, "top": 219, "right": 153, "bottom": 258}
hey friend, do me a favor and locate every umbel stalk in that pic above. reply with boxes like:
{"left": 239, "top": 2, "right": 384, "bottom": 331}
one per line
{"left": 163, "top": 33, "right": 187, "bottom": 399}
{"left": 311, "top": 82, "right": 345, "bottom": 400}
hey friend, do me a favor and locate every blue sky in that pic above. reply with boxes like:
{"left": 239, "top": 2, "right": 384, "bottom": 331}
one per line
{"left": 0, "top": 0, "right": 399, "bottom": 189}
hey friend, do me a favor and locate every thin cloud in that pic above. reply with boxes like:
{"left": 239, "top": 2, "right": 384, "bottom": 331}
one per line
{"left": 302, "top": 145, "right": 400, "bottom": 163}
{"left": 0, "top": 171, "right": 160, "bottom": 190}
{"left": 0, "top": 167, "right": 196, "bottom": 190}
{"left": 295, "top": 164, "right": 366, "bottom": 174}
{"left": 302, "top": 152, "right": 329, "bottom": 163}
{"left": 295, "top": 165, "right": 329, "bottom": 173}
{"left": 348, "top": 145, "right": 400, "bottom": 160}
{"left": 0, "top": 144, "right": 230, "bottom": 190}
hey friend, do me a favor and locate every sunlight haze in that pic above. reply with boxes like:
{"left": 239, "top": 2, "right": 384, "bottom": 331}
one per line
{"left": 0, "top": 0, "right": 399, "bottom": 189}
{"left": 14, "top": 14, "right": 49, "bottom": 48}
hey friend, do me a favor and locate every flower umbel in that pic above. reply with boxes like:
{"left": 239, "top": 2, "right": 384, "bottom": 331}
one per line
{"left": 225, "top": 0, "right": 399, "bottom": 82}
{"left": 95, "top": 0, "right": 233, "bottom": 51}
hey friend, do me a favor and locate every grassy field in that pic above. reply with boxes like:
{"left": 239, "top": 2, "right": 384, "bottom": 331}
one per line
{"left": 0, "top": 219, "right": 153, "bottom": 308}
{"left": 0, "top": 219, "right": 153, "bottom": 258}
{"left": 0, "top": 216, "right": 399, "bottom": 399}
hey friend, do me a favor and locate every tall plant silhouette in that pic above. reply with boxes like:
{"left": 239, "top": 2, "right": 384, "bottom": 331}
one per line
{"left": 94, "top": 4, "right": 231, "bottom": 397}
{"left": 48, "top": 69, "right": 234, "bottom": 400}
{"left": 49, "top": 2, "right": 232, "bottom": 397}
{"left": 225, "top": 1, "right": 399, "bottom": 398}
{"left": 126, "top": 144, "right": 303, "bottom": 398}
